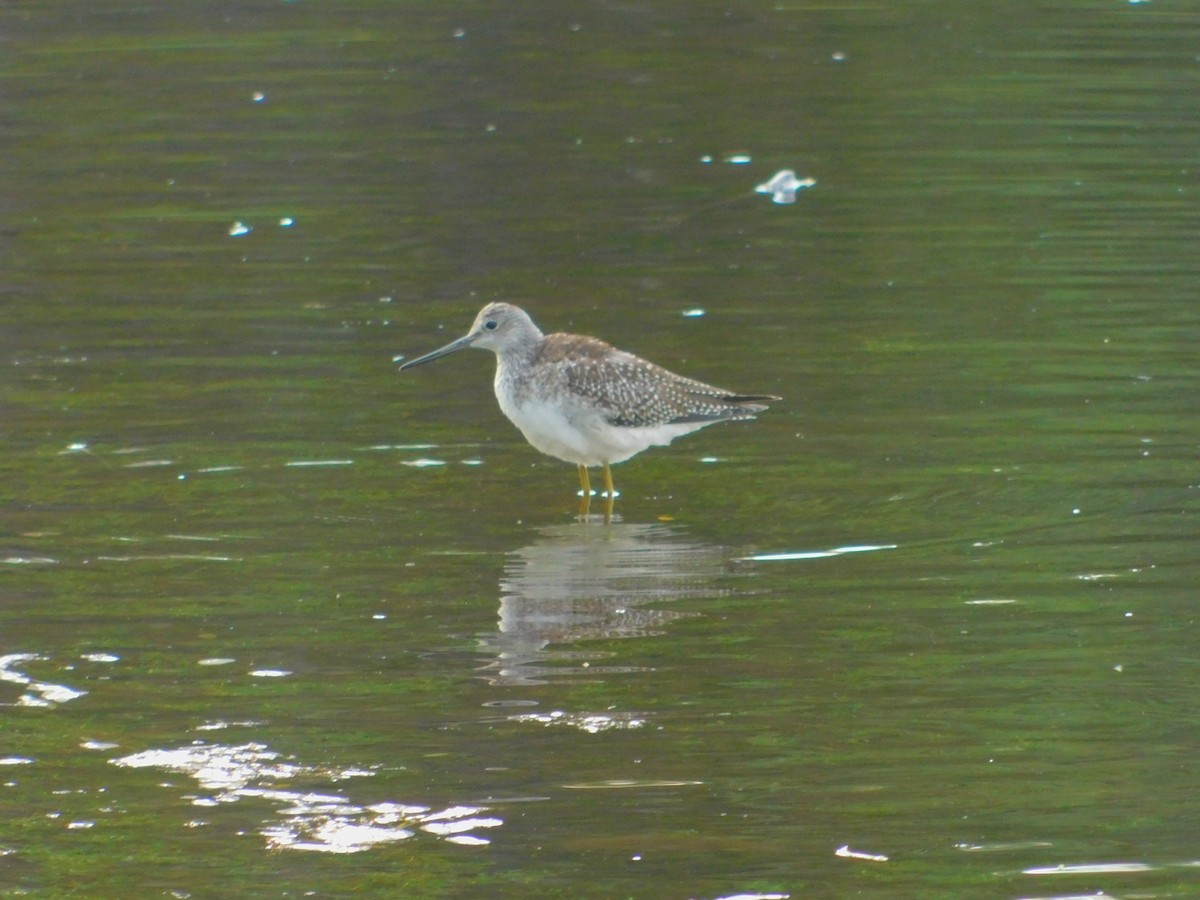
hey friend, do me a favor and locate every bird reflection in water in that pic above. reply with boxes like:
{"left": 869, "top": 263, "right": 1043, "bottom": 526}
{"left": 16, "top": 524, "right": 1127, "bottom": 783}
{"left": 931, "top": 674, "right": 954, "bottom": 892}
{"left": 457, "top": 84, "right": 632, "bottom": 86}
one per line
{"left": 476, "top": 523, "right": 730, "bottom": 690}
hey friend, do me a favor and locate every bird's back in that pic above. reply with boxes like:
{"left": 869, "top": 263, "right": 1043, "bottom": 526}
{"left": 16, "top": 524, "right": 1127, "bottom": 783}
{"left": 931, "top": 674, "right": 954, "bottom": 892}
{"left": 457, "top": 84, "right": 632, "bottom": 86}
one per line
{"left": 524, "top": 332, "right": 776, "bottom": 429}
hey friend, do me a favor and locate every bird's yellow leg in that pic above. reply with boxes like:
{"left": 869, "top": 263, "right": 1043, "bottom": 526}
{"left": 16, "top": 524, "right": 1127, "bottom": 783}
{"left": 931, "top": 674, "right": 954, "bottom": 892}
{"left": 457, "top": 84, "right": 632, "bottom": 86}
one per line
{"left": 578, "top": 464, "right": 592, "bottom": 517}
{"left": 602, "top": 463, "right": 615, "bottom": 523}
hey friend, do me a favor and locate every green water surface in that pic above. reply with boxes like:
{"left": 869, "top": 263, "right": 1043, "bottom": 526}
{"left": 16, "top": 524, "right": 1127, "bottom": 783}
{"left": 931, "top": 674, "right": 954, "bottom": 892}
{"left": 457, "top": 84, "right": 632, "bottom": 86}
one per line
{"left": 3, "top": 1, "right": 1199, "bottom": 897}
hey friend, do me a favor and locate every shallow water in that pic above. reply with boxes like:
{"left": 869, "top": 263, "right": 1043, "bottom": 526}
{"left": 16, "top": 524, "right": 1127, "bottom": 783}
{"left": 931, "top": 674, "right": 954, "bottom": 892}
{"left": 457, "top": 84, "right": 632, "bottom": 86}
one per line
{"left": 4, "top": 1, "right": 1200, "bottom": 897}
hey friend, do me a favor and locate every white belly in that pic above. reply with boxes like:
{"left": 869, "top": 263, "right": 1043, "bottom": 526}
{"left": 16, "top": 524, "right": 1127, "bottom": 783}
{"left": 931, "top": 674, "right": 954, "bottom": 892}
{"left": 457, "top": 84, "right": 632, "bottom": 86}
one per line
{"left": 496, "top": 394, "right": 707, "bottom": 467}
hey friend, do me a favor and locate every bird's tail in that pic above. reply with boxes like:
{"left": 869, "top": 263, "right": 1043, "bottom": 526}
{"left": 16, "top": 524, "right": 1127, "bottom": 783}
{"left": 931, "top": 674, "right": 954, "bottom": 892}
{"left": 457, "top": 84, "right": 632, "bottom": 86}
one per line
{"left": 723, "top": 393, "right": 781, "bottom": 414}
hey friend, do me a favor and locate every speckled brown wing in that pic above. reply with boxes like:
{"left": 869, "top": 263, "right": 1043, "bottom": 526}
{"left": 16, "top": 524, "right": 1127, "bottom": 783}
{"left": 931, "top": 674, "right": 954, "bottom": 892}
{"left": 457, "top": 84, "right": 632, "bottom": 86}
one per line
{"left": 547, "top": 334, "right": 778, "bottom": 428}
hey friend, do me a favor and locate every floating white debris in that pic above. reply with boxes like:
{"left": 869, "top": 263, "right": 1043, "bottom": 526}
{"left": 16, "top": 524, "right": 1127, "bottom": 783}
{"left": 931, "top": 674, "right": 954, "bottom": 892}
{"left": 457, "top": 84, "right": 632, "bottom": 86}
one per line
{"left": 0, "top": 757, "right": 34, "bottom": 766}
{"left": 284, "top": 459, "right": 353, "bottom": 468}
{"left": 754, "top": 169, "right": 816, "bottom": 204}
{"left": 714, "top": 893, "right": 790, "bottom": 900}
{"left": 726, "top": 153, "right": 753, "bottom": 165}
{"left": 742, "top": 544, "right": 897, "bottom": 562}
{"left": 402, "top": 458, "right": 446, "bottom": 468}
{"left": 835, "top": 844, "right": 889, "bottom": 862}
{"left": 249, "top": 669, "right": 292, "bottom": 678}
{"left": 251, "top": 91, "right": 266, "bottom": 103}
{"left": 279, "top": 217, "right": 294, "bottom": 227}
{"left": 197, "top": 658, "right": 237, "bottom": 666}
{"left": 229, "top": 221, "right": 253, "bottom": 237}
{"left": 81, "top": 653, "right": 120, "bottom": 663}
{"left": 682, "top": 308, "right": 706, "bottom": 317}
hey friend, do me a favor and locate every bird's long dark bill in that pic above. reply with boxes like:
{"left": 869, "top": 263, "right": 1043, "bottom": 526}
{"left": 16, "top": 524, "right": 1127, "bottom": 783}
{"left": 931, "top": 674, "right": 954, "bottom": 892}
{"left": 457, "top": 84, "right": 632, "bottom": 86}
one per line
{"left": 398, "top": 335, "right": 476, "bottom": 370}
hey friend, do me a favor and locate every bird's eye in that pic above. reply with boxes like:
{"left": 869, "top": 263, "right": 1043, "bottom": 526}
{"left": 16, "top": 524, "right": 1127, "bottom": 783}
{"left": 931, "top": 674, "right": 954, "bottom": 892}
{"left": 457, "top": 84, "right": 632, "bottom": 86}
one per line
{"left": 484, "top": 320, "right": 498, "bottom": 331}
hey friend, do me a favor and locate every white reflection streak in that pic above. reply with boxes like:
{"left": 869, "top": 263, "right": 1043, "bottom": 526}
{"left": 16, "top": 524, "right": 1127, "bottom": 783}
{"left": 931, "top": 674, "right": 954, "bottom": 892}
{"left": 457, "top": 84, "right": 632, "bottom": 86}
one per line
{"left": 510, "top": 710, "right": 646, "bottom": 733}
{"left": 741, "top": 544, "right": 897, "bottom": 562}
{"left": 835, "top": 844, "right": 889, "bottom": 862}
{"left": 111, "top": 741, "right": 501, "bottom": 853}
{"left": 0, "top": 653, "right": 88, "bottom": 707}
{"left": 95, "top": 554, "right": 240, "bottom": 562}
{"left": 1023, "top": 862, "right": 1153, "bottom": 874}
